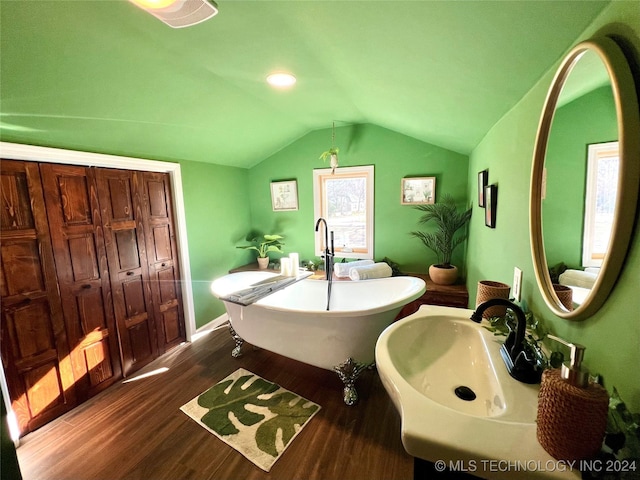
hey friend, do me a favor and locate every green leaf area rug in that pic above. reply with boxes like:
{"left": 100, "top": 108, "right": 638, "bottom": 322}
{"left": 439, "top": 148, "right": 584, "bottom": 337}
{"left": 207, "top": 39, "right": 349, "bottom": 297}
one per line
{"left": 180, "top": 368, "right": 321, "bottom": 472}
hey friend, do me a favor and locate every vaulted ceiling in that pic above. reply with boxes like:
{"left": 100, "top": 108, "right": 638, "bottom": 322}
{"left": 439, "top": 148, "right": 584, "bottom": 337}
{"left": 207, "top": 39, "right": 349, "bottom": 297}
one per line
{"left": 0, "top": 0, "right": 609, "bottom": 168}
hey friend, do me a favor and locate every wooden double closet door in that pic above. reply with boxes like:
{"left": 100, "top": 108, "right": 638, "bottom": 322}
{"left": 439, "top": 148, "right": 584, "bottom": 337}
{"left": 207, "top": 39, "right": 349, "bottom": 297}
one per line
{"left": 1, "top": 160, "right": 185, "bottom": 436}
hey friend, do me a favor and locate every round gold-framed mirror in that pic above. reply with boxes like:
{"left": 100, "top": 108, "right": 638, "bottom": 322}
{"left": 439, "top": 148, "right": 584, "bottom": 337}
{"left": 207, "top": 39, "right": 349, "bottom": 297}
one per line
{"left": 530, "top": 36, "right": 640, "bottom": 320}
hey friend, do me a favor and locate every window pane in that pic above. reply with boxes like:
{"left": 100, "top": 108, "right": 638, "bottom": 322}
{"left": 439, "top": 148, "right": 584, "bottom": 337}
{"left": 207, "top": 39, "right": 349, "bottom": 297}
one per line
{"left": 592, "top": 155, "right": 618, "bottom": 255}
{"left": 583, "top": 142, "right": 618, "bottom": 266}
{"left": 313, "top": 166, "right": 374, "bottom": 259}
{"left": 324, "top": 176, "right": 367, "bottom": 249}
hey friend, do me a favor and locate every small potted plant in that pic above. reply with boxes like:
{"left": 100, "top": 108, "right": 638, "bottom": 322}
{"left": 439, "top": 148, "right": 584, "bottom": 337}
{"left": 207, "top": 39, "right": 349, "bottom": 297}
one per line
{"left": 236, "top": 230, "right": 284, "bottom": 269}
{"left": 319, "top": 122, "right": 340, "bottom": 174}
{"left": 319, "top": 147, "right": 339, "bottom": 174}
{"left": 410, "top": 194, "right": 472, "bottom": 285}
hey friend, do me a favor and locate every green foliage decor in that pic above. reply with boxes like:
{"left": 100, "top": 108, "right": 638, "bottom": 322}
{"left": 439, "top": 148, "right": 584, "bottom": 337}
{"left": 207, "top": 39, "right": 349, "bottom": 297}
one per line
{"left": 319, "top": 147, "right": 339, "bottom": 162}
{"left": 594, "top": 388, "right": 640, "bottom": 478}
{"left": 197, "top": 373, "right": 319, "bottom": 458}
{"left": 410, "top": 194, "right": 472, "bottom": 267}
{"left": 236, "top": 229, "right": 284, "bottom": 258}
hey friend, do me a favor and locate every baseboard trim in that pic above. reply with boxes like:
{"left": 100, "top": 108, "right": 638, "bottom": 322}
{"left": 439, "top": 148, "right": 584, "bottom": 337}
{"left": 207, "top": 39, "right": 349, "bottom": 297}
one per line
{"left": 190, "top": 313, "right": 229, "bottom": 341}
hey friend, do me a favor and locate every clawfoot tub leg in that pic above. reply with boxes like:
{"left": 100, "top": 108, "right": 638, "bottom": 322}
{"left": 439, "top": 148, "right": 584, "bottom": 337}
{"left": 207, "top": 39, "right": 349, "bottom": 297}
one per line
{"left": 333, "top": 358, "right": 369, "bottom": 406}
{"left": 227, "top": 323, "right": 244, "bottom": 358}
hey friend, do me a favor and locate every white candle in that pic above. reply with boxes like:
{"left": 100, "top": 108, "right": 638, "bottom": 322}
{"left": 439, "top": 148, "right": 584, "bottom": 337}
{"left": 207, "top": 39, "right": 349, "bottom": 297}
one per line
{"left": 280, "top": 257, "right": 291, "bottom": 276}
{"left": 289, "top": 252, "right": 299, "bottom": 276}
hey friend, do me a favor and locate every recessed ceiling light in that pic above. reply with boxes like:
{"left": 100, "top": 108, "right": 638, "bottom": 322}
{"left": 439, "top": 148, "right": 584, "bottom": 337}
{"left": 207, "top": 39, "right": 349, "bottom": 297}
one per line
{"left": 266, "top": 72, "right": 297, "bottom": 89}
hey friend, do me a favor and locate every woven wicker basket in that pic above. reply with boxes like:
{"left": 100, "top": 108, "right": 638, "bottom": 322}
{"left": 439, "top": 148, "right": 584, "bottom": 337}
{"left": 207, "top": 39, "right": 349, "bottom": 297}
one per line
{"left": 536, "top": 369, "right": 609, "bottom": 461}
{"left": 475, "top": 280, "right": 510, "bottom": 318}
{"left": 553, "top": 284, "right": 574, "bottom": 311}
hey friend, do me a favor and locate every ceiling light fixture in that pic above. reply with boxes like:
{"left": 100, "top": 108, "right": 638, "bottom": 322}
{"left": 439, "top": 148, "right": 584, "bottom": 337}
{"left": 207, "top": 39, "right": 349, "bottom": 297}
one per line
{"left": 131, "top": 0, "right": 177, "bottom": 9}
{"left": 266, "top": 72, "right": 297, "bottom": 89}
{"left": 129, "top": 0, "right": 218, "bottom": 29}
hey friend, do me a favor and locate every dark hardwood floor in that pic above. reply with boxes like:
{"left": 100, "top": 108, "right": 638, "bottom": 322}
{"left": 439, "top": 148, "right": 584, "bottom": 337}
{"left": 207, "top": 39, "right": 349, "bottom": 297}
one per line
{"left": 16, "top": 324, "right": 413, "bottom": 480}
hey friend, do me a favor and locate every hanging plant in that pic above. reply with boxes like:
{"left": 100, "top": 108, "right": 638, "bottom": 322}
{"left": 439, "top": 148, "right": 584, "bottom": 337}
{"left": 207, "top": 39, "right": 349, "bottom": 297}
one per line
{"left": 319, "top": 147, "right": 339, "bottom": 163}
{"left": 319, "top": 122, "right": 339, "bottom": 173}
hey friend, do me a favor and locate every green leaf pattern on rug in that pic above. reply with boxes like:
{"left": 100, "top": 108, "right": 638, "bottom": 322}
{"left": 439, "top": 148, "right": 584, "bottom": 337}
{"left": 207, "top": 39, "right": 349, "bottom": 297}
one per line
{"left": 197, "top": 374, "right": 320, "bottom": 457}
{"left": 256, "top": 392, "right": 320, "bottom": 457}
{"left": 198, "top": 374, "right": 279, "bottom": 435}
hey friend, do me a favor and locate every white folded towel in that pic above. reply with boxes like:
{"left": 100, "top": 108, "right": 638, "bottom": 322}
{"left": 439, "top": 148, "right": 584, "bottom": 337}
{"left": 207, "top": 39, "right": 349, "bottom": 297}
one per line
{"left": 349, "top": 262, "right": 392, "bottom": 281}
{"left": 559, "top": 269, "right": 598, "bottom": 289}
{"left": 334, "top": 259, "right": 375, "bottom": 278}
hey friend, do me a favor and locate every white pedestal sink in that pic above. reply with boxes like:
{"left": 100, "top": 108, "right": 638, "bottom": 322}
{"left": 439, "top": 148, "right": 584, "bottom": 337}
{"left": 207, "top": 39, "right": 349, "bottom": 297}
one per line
{"left": 375, "top": 305, "right": 580, "bottom": 480}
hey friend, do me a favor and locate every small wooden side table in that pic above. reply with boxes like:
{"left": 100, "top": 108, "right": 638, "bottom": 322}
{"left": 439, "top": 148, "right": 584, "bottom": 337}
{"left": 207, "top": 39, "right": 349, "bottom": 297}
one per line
{"left": 397, "top": 273, "right": 469, "bottom": 318}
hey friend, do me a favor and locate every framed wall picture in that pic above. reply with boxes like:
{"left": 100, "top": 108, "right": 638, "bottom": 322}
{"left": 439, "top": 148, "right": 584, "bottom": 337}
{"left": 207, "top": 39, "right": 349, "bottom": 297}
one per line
{"left": 478, "top": 169, "right": 488, "bottom": 207}
{"left": 401, "top": 177, "right": 436, "bottom": 205}
{"left": 270, "top": 180, "right": 298, "bottom": 211}
{"left": 485, "top": 184, "right": 497, "bottom": 228}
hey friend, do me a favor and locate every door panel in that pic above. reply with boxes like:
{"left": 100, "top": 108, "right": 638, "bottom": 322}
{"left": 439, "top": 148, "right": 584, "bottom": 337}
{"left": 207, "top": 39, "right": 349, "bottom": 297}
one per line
{"left": 23, "top": 362, "right": 62, "bottom": 418}
{"left": 1, "top": 160, "right": 186, "bottom": 436}
{"left": 152, "top": 226, "right": 172, "bottom": 262}
{"left": 9, "top": 301, "right": 54, "bottom": 359}
{"left": 68, "top": 234, "right": 100, "bottom": 281}
{"left": 7, "top": 300, "right": 65, "bottom": 422}
{"left": 114, "top": 228, "right": 141, "bottom": 271}
{"left": 40, "top": 163, "right": 121, "bottom": 400}
{"left": 97, "top": 169, "right": 157, "bottom": 376}
{"left": 1, "top": 240, "right": 45, "bottom": 295}
{"left": 139, "top": 172, "right": 185, "bottom": 351}
{"left": 0, "top": 160, "right": 75, "bottom": 435}
{"left": 78, "top": 288, "right": 109, "bottom": 332}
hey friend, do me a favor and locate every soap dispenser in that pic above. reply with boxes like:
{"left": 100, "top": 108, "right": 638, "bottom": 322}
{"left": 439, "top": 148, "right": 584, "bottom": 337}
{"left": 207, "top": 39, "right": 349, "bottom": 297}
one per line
{"left": 536, "top": 335, "right": 609, "bottom": 462}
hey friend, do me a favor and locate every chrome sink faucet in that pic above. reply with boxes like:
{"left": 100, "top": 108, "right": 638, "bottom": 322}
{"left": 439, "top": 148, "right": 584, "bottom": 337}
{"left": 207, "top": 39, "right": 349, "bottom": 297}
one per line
{"left": 315, "top": 217, "right": 335, "bottom": 310}
{"left": 470, "top": 298, "right": 542, "bottom": 384}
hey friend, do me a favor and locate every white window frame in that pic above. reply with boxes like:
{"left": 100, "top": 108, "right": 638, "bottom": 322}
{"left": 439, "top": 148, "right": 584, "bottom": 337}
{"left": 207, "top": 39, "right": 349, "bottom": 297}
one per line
{"left": 313, "top": 165, "right": 374, "bottom": 260}
{"left": 582, "top": 141, "right": 619, "bottom": 267}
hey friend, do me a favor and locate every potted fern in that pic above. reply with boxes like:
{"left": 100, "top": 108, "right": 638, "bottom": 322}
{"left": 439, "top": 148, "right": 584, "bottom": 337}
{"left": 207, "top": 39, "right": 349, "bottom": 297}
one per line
{"left": 236, "top": 230, "right": 284, "bottom": 269}
{"left": 410, "top": 194, "right": 472, "bottom": 285}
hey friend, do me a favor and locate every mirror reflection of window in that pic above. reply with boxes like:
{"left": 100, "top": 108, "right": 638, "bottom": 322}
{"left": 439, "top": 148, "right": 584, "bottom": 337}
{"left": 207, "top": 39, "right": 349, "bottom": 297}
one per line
{"left": 583, "top": 141, "right": 619, "bottom": 267}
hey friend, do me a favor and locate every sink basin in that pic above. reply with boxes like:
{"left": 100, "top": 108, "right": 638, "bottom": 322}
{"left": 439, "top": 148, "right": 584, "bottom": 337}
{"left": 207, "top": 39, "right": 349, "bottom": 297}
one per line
{"left": 376, "top": 305, "right": 578, "bottom": 479}
{"left": 388, "top": 313, "right": 507, "bottom": 418}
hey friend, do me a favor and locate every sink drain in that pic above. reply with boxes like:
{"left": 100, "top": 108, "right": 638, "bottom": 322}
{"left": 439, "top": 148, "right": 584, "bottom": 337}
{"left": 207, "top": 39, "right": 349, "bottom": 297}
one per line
{"left": 454, "top": 386, "right": 476, "bottom": 401}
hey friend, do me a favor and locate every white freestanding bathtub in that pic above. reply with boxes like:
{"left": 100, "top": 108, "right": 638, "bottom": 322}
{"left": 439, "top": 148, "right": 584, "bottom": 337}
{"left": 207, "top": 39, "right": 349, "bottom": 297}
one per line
{"left": 210, "top": 271, "right": 426, "bottom": 404}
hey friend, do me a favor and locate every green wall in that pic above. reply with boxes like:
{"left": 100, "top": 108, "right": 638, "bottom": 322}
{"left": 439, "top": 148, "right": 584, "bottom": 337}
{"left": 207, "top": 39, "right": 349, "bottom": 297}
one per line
{"left": 179, "top": 159, "right": 253, "bottom": 327}
{"left": 246, "top": 123, "right": 469, "bottom": 274}
{"left": 543, "top": 85, "right": 617, "bottom": 267}
{"left": 465, "top": 1, "right": 640, "bottom": 410}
